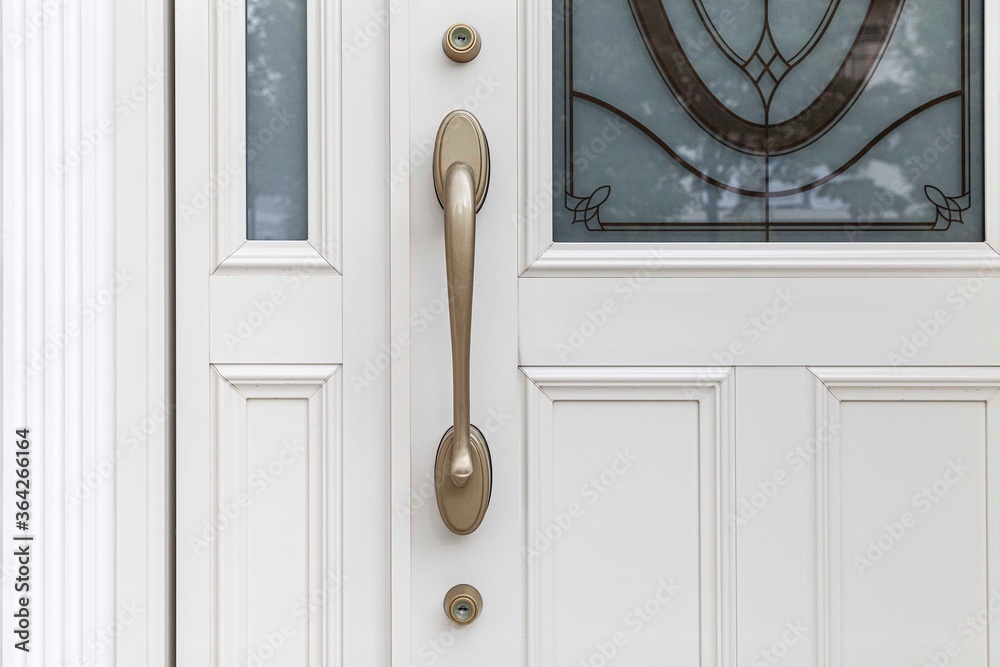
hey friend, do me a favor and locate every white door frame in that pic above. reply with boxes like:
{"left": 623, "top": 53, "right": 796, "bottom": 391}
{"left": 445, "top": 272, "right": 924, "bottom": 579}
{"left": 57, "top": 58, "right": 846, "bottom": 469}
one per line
{"left": 115, "top": 0, "right": 173, "bottom": 663}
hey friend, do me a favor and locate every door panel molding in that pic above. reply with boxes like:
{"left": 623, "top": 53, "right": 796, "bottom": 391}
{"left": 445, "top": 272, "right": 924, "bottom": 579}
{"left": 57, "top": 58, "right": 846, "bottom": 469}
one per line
{"left": 521, "top": 243, "right": 1000, "bottom": 278}
{"left": 209, "top": 364, "right": 343, "bottom": 667}
{"left": 522, "top": 367, "right": 736, "bottom": 665}
{"left": 810, "top": 367, "right": 1000, "bottom": 666}
{"left": 518, "top": 0, "right": 1000, "bottom": 277}
{"left": 209, "top": 0, "right": 342, "bottom": 274}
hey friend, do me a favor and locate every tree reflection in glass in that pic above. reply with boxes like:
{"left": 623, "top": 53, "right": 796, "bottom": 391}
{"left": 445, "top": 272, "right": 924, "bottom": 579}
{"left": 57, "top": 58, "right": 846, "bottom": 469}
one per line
{"left": 553, "top": 0, "right": 983, "bottom": 242}
{"left": 246, "top": 0, "right": 308, "bottom": 241}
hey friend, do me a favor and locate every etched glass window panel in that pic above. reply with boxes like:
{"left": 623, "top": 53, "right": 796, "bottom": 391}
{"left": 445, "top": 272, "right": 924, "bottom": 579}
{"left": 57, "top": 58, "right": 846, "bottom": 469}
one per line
{"left": 553, "top": 0, "right": 985, "bottom": 242}
{"left": 246, "top": 0, "right": 308, "bottom": 241}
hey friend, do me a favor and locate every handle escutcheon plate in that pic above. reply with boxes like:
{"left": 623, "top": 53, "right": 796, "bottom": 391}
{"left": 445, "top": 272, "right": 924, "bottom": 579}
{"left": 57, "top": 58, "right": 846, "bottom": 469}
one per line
{"left": 435, "top": 425, "right": 492, "bottom": 535}
{"left": 433, "top": 110, "right": 490, "bottom": 212}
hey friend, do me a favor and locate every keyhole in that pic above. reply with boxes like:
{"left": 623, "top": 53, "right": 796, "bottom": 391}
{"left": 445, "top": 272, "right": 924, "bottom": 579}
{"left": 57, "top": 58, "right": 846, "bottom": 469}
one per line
{"left": 442, "top": 24, "right": 481, "bottom": 63}
{"left": 450, "top": 27, "right": 473, "bottom": 50}
{"left": 450, "top": 598, "right": 475, "bottom": 623}
{"left": 444, "top": 585, "right": 483, "bottom": 625}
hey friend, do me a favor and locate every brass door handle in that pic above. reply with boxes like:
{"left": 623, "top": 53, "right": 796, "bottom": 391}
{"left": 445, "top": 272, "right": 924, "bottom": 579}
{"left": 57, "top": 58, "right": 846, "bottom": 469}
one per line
{"left": 432, "top": 110, "right": 492, "bottom": 535}
{"left": 442, "top": 160, "right": 477, "bottom": 487}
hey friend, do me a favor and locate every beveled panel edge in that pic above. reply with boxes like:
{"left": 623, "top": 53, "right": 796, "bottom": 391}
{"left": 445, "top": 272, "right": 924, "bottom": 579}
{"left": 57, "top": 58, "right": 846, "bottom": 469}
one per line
{"left": 811, "top": 366, "right": 1000, "bottom": 399}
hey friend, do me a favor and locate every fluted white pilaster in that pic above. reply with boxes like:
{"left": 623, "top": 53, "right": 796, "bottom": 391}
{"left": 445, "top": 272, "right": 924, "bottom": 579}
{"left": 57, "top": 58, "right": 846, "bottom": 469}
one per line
{"left": 2, "top": 0, "right": 117, "bottom": 665}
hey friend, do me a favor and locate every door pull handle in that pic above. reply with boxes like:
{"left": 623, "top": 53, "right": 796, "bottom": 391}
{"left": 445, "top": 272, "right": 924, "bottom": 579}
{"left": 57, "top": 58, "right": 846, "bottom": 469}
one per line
{"left": 432, "top": 110, "right": 493, "bottom": 535}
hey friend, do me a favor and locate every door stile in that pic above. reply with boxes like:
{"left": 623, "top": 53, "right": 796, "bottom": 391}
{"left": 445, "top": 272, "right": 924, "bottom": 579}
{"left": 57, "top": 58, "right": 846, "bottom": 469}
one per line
{"left": 388, "top": 0, "right": 413, "bottom": 663}
{"left": 342, "top": 0, "right": 393, "bottom": 661}
{"left": 175, "top": 0, "right": 213, "bottom": 662}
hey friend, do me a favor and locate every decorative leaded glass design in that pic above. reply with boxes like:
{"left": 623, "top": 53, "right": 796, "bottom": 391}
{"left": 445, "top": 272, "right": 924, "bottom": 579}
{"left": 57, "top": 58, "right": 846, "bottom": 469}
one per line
{"left": 553, "top": 0, "right": 984, "bottom": 242}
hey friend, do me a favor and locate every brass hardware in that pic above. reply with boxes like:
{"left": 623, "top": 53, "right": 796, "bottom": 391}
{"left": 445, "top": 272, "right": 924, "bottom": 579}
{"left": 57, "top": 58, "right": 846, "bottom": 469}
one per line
{"left": 432, "top": 110, "right": 492, "bottom": 535}
{"left": 444, "top": 584, "right": 483, "bottom": 625}
{"left": 435, "top": 425, "right": 492, "bottom": 535}
{"left": 442, "top": 23, "right": 481, "bottom": 63}
{"left": 433, "top": 110, "right": 490, "bottom": 215}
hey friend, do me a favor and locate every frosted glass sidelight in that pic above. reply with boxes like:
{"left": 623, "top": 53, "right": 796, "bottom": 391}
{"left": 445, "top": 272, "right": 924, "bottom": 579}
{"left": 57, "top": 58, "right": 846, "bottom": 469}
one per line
{"left": 553, "top": 0, "right": 985, "bottom": 242}
{"left": 246, "top": 0, "right": 308, "bottom": 241}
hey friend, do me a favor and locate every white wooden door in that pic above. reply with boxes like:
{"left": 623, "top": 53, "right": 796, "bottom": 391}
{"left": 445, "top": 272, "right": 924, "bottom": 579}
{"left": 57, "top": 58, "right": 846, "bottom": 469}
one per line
{"left": 175, "top": 0, "right": 390, "bottom": 662}
{"left": 400, "top": 0, "right": 1000, "bottom": 665}
{"left": 177, "top": 0, "right": 1000, "bottom": 665}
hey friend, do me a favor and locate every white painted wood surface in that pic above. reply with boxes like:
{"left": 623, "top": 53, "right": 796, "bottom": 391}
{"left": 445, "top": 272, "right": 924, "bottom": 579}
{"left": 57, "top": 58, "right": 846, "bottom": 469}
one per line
{"left": 2, "top": 0, "right": 117, "bottom": 665}
{"left": 522, "top": 368, "right": 736, "bottom": 665}
{"left": 211, "top": 365, "right": 342, "bottom": 667}
{"left": 397, "top": 1, "right": 1000, "bottom": 666}
{"left": 115, "top": 0, "right": 173, "bottom": 663}
{"left": 402, "top": 1, "right": 522, "bottom": 663}
{"left": 517, "top": 277, "right": 1000, "bottom": 366}
{"left": 176, "top": 0, "right": 390, "bottom": 663}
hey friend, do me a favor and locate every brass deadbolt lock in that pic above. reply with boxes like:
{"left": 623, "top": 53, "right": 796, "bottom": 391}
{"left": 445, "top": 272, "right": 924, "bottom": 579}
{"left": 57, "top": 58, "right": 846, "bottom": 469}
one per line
{"left": 444, "top": 584, "right": 483, "bottom": 625}
{"left": 442, "top": 23, "right": 481, "bottom": 63}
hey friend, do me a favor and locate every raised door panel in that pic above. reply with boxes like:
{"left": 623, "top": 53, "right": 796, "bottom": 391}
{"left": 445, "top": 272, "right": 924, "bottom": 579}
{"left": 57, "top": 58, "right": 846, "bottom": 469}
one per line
{"left": 813, "top": 368, "right": 998, "bottom": 667}
{"left": 523, "top": 368, "right": 736, "bottom": 665}
{"left": 736, "top": 367, "right": 1000, "bottom": 667}
{"left": 522, "top": 367, "right": 1000, "bottom": 666}
{"left": 209, "top": 365, "right": 343, "bottom": 667}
